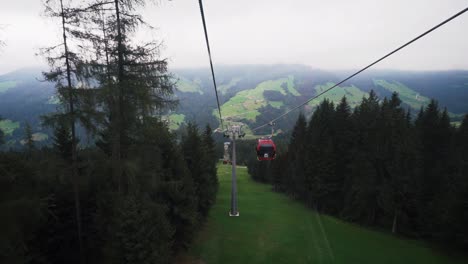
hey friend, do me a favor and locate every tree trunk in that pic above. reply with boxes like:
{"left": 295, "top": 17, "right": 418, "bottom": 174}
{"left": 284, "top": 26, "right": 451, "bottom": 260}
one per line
{"left": 113, "top": 0, "right": 124, "bottom": 194}
{"left": 59, "top": 0, "right": 83, "bottom": 261}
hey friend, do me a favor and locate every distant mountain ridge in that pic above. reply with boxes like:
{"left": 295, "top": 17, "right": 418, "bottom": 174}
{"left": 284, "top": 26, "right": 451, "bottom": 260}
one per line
{"left": 1, "top": 65, "right": 467, "bottom": 147}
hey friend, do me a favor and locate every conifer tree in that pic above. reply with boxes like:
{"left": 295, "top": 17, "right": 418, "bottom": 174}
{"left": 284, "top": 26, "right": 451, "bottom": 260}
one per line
{"left": 181, "top": 123, "right": 213, "bottom": 218}
{"left": 331, "top": 96, "right": 354, "bottom": 214}
{"left": 73, "top": 0, "right": 176, "bottom": 192}
{"left": 415, "top": 99, "right": 453, "bottom": 236}
{"left": 41, "top": 0, "right": 86, "bottom": 257}
{"left": 24, "top": 122, "right": 35, "bottom": 154}
{"left": 52, "top": 119, "right": 74, "bottom": 161}
{"left": 448, "top": 115, "right": 468, "bottom": 247}
{"left": 375, "top": 92, "right": 416, "bottom": 233}
{"left": 287, "top": 113, "right": 307, "bottom": 199}
{"left": 304, "top": 99, "right": 335, "bottom": 211}
{"left": 0, "top": 117, "right": 4, "bottom": 146}
{"left": 202, "top": 124, "right": 219, "bottom": 201}
{"left": 343, "top": 91, "right": 381, "bottom": 224}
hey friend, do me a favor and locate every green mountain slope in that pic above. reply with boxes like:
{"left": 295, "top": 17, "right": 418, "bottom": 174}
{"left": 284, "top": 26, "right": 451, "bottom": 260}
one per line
{"left": 219, "top": 77, "right": 242, "bottom": 94}
{"left": 182, "top": 165, "right": 467, "bottom": 264}
{"left": 308, "top": 82, "right": 368, "bottom": 108}
{"left": 176, "top": 76, "right": 204, "bottom": 94}
{"left": 164, "top": 113, "right": 185, "bottom": 130}
{"left": 0, "top": 81, "right": 17, "bottom": 93}
{"left": 219, "top": 76, "right": 299, "bottom": 122}
{"left": 1, "top": 66, "right": 467, "bottom": 144}
{"left": 374, "top": 79, "right": 430, "bottom": 109}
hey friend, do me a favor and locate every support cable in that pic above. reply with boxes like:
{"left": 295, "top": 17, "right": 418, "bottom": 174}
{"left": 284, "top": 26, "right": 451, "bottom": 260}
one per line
{"left": 198, "top": 0, "right": 224, "bottom": 129}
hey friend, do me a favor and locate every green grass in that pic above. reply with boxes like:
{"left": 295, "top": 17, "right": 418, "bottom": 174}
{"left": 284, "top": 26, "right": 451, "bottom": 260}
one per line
{"left": 449, "top": 113, "right": 466, "bottom": 121}
{"left": 269, "top": 101, "right": 284, "bottom": 109}
{"left": 47, "top": 95, "right": 60, "bottom": 105}
{"left": 0, "top": 119, "right": 20, "bottom": 136}
{"left": 20, "top": 132, "right": 49, "bottom": 145}
{"left": 219, "top": 77, "right": 242, "bottom": 94}
{"left": 0, "top": 81, "right": 17, "bottom": 93}
{"left": 32, "top": 132, "right": 48, "bottom": 141}
{"left": 167, "top": 113, "right": 185, "bottom": 130}
{"left": 285, "top": 75, "right": 300, "bottom": 96}
{"left": 451, "top": 121, "right": 461, "bottom": 127}
{"left": 219, "top": 77, "right": 298, "bottom": 122}
{"left": 373, "top": 80, "right": 430, "bottom": 109}
{"left": 176, "top": 77, "right": 203, "bottom": 94}
{"left": 186, "top": 164, "right": 467, "bottom": 264}
{"left": 309, "top": 82, "right": 368, "bottom": 108}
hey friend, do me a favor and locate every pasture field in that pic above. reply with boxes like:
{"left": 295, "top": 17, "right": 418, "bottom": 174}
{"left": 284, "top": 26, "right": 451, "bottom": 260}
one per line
{"left": 182, "top": 164, "right": 467, "bottom": 264}
{"left": 0, "top": 119, "right": 20, "bottom": 136}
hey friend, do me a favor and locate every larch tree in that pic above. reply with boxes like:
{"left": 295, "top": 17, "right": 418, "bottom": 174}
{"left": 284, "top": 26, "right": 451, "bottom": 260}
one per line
{"left": 41, "top": 0, "right": 89, "bottom": 259}
{"left": 73, "top": 0, "right": 176, "bottom": 193}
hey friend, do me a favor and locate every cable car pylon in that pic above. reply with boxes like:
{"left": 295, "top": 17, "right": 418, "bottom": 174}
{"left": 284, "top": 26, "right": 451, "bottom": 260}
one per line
{"left": 224, "top": 125, "right": 245, "bottom": 216}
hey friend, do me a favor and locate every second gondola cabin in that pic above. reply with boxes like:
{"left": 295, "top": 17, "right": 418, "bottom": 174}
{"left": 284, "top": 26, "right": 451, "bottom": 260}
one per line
{"left": 256, "top": 138, "right": 277, "bottom": 161}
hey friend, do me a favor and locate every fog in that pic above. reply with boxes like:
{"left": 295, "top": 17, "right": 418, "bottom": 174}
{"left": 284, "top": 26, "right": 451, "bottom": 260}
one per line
{"left": 0, "top": 0, "right": 467, "bottom": 74}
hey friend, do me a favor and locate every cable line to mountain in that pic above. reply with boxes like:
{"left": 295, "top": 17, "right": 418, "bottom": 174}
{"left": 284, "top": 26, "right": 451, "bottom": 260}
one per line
{"left": 252, "top": 6, "right": 468, "bottom": 132}
{"left": 198, "top": 0, "right": 224, "bottom": 129}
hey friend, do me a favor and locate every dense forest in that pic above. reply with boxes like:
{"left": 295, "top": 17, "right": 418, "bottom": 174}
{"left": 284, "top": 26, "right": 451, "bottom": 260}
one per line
{"left": 248, "top": 91, "right": 468, "bottom": 250}
{"left": 3, "top": 66, "right": 468, "bottom": 149}
{"left": 0, "top": 122, "right": 218, "bottom": 263}
{"left": 0, "top": 0, "right": 218, "bottom": 263}
{"left": 1, "top": 0, "right": 468, "bottom": 262}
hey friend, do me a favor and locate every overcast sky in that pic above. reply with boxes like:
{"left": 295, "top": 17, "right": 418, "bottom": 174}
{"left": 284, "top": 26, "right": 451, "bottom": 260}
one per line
{"left": 0, "top": 0, "right": 467, "bottom": 74}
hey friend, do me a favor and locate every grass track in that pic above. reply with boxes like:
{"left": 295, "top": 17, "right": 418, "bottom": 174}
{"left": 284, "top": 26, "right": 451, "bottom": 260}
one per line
{"left": 185, "top": 164, "right": 466, "bottom": 264}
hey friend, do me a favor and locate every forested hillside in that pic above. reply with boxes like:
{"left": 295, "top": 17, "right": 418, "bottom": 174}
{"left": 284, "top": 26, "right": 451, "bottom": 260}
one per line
{"left": 1, "top": 66, "right": 468, "bottom": 148}
{"left": 1, "top": 0, "right": 467, "bottom": 263}
{"left": 0, "top": 0, "right": 218, "bottom": 263}
{"left": 248, "top": 91, "right": 468, "bottom": 250}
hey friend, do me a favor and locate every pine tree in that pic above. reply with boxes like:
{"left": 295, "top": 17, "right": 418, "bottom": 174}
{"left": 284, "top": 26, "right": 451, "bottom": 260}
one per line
{"left": 331, "top": 96, "right": 354, "bottom": 214}
{"left": 343, "top": 90, "right": 381, "bottom": 224}
{"left": 52, "top": 119, "right": 74, "bottom": 161}
{"left": 105, "top": 195, "right": 174, "bottom": 264}
{"left": 304, "top": 99, "right": 335, "bottom": 211}
{"left": 181, "top": 123, "right": 218, "bottom": 219}
{"left": 202, "top": 124, "right": 219, "bottom": 203}
{"left": 375, "top": 92, "right": 417, "bottom": 233}
{"left": 24, "top": 122, "right": 35, "bottom": 154}
{"left": 134, "top": 117, "right": 198, "bottom": 251}
{"left": 449, "top": 115, "right": 468, "bottom": 247}
{"left": 271, "top": 151, "right": 289, "bottom": 193}
{"left": 414, "top": 99, "right": 453, "bottom": 237}
{"left": 287, "top": 113, "right": 307, "bottom": 199}
{"left": 0, "top": 117, "right": 4, "bottom": 146}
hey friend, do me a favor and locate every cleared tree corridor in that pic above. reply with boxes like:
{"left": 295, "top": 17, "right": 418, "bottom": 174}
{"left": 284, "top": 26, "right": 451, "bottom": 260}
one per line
{"left": 181, "top": 164, "right": 467, "bottom": 264}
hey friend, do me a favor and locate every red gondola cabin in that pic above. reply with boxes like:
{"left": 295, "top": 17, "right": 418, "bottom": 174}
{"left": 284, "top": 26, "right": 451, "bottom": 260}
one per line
{"left": 256, "top": 138, "right": 277, "bottom": 161}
